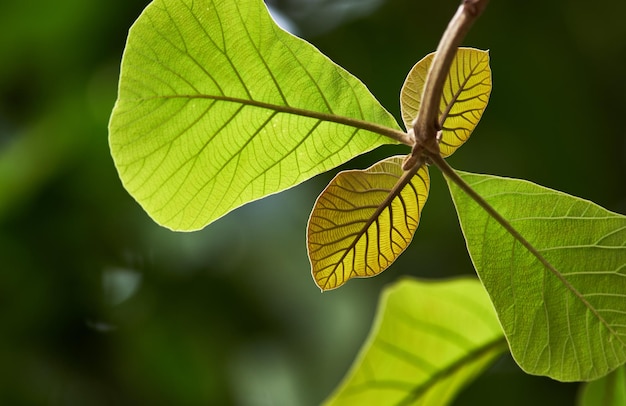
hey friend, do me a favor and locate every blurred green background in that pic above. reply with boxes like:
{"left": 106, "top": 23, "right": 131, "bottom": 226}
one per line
{"left": 1, "top": 0, "right": 624, "bottom": 404}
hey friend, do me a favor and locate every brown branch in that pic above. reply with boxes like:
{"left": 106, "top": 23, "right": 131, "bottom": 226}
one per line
{"left": 403, "top": 0, "right": 489, "bottom": 170}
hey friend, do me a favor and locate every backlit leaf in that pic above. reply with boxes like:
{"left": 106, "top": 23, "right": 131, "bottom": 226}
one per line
{"left": 307, "top": 156, "right": 429, "bottom": 291}
{"left": 400, "top": 48, "right": 491, "bottom": 157}
{"left": 109, "top": 0, "right": 402, "bottom": 231}
{"left": 447, "top": 171, "right": 626, "bottom": 381}
{"left": 325, "top": 277, "right": 507, "bottom": 405}
{"left": 578, "top": 366, "right": 626, "bottom": 406}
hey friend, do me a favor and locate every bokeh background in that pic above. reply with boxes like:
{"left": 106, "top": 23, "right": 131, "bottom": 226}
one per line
{"left": 1, "top": 0, "right": 625, "bottom": 404}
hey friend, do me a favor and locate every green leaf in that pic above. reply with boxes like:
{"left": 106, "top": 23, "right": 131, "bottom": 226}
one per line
{"left": 447, "top": 171, "right": 626, "bottom": 381}
{"left": 400, "top": 48, "right": 491, "bottom": 158}
{"left": 325, "top": 277, "right": 507, "bottom": 405}
{"left": 307, "top": 156, "right": 429, "bottom": 291}
{"left": 578, "top": 366, "right": 626, "bottom": 406}
{"left": 109, "top": 0, "right": 402, "bottom": 231}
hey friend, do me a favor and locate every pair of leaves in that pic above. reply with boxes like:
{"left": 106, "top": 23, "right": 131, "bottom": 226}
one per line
{"left": 308, "top": 48, "right": 491, "bottom": 290}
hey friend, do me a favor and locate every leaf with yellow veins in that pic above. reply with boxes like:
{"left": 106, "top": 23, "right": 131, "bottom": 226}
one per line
{"left": 401, "top": 48, "right": 491, "bottom": 157}
{"left": 307, "top": 156, "right": 429, "bottom": 291}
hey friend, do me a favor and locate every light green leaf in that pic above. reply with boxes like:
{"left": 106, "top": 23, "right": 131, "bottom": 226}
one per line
{"left": 578, "top": 366, "right": 626, "bottom": 406}
{"left": 400, "top": 48, "right": 491, "bottom": 158}
{"left": 325, "top": 277, "right": 507, "bottom": 405}
{"left": 307, "top": 156, "right": 429, "bottom": 291}
{"left": 447, "top": 171, "right": 626, "bottom": 381}
{"left": 109, "top": 0, "right": 402, "bottom": 231}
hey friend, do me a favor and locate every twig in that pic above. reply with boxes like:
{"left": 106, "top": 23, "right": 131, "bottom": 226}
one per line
{"left": 403, "top": 0, "right": 489, "bottom": 170}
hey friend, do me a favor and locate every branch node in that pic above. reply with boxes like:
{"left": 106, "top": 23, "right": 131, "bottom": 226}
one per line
{"left": 405, "top": 0, "right": 488, "bottom": 167}
{"left": 463, "top": 0, "right": 488, "bottom": 18}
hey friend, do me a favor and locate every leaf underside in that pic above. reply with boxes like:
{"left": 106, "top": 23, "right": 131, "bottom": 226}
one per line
{"left": 325, "top": 277, "right": 507, "bottom": 406}
{"left": 308, "top": 156, "right": 429, "bottom": 291}
{"left": 447, "top": 171, "right": 626, "bottom": 381}
{"left": 109, "top": 0, "right": 400, "bottom": 231}
{"left": 400, "top": 48, "right": 491, "bottom": 158}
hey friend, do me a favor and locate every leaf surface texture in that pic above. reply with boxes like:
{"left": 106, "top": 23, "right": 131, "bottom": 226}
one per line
{"left": 325, "top": 277, "right": 506, "bottom": 405}
{"left": 448, "top": 171, "right": 626, "bottom": 381}
{"left": 308, "top": 156, "right": 429, "bottom": 291}
{"left": 400, "top": 48, "right": 491, "bottom": 157}
{"left": 109, "top": 0, "right": 400, "bottom": 230}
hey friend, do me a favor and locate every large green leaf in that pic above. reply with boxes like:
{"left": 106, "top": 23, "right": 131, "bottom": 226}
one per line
{"left": 447, "top": 171, "right": 626, "bottom": 381}
{"left": 307, "top": 156, "right": 429, "bottom": 291}
{"left": 400, "top": 48, "right": 491, "bottom": 158}
{"left": 325, "top": 277, "right": 507, "bottom": 405}
{"left": 109, "top": 0, "right": 402, "bottom": 231}
{"left": 578, "top": 366, "right": 626, "bottom": 406}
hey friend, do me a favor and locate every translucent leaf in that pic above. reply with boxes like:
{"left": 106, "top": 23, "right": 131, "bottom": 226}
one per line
{"left": 109, "top": 0, "right": 402, "bottom": 231}
{"left": 447, "top": 171, "right": 626, "bottom": 381}
{"left": 578, "top": 366, "right": 626, "bottom": 406}
{"left": 400, "top": 48, "right": 491, "bottom": 157}
{"left": 307, "top": 156, "right": 429, "bottom": 291}
{"left": 325, "top": 277, "right": 507, "bottom": 405}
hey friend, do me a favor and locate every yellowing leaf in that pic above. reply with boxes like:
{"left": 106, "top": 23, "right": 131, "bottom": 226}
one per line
{"left": 400, "top": 48, "right": 491, "bottom": 157}
{"left": 307, "top": 156, "right": 429, "bottom": 291}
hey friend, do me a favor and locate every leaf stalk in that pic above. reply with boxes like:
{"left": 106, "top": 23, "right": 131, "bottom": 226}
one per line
{"left": 429, "top": 153, "right": 543, "bottom": 259}
{"left": 405, "top": 0, "right": 489, "bottom": 169}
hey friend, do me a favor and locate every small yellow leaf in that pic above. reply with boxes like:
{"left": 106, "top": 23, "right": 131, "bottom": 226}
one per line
{"left": 307, "top": 156, "right": 430, "bottom": 291}
{"left": 401, "top": 48, "right": 491, "bottom": 157}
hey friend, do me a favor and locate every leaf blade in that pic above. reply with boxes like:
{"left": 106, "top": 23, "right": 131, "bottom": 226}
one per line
{"left": 307, "top": 156, "right": 429, "bottom": 291}
{"left": 400, "top": 48, "right": 491, "bottom": 157}
{"left": 109, "top": 0, "right": 402, "bottom": 231}
{"left": 325, "top": 277, "right": 507, "bottom": 406}
{"left": 447, "top": 171, "right": 626, "bottom": 381}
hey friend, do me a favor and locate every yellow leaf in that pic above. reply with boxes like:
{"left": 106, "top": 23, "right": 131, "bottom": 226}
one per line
{"left": 401, "top": 48, "right": 491, "bottom": 157}
{"left": 307, "top": 156, "right": 430, "bottom": 291}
